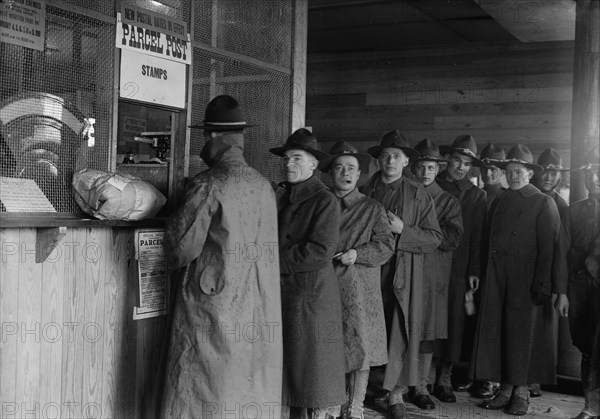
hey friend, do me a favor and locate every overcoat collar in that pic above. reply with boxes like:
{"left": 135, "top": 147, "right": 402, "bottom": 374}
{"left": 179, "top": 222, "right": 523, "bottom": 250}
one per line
{"left": 439, "top": 172, "right": 473, "bottom": 191}
{"left": 200, "top": 132, "right": 245, "bottom": 167}
{"left": 288, "top": 175, "right": 327, "bottom": 204}
{"left": 339, "top": 187, "right": 365, "bottom": 209}
{"left": 424, "top": 181, "right": 443, "bottom": 198}
{"left": 484, "top": 183, "right": 504, "bottom": 194}
{"left": 513, "top": 183, "right": 538, "bottom": 198}
{"left": 371, "top": 172, "right": 404, "bottom": 190}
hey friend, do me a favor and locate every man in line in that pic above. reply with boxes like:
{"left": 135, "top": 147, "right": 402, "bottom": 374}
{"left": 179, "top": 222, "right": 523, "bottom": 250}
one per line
{"left": 270, "top": 128, "right": 346, "bottom": 419}
{"left": 533, "top": 147, "right": 569, "bottom": 221}
{"left": 434, "top": 135, "right": 487, "bottom": 402}
{"left": 410, "top": 139, "right": 464, "bottom": 410}
{"left": 362, "top": 130, "right": 442, "bottom": 419}
{"left": 554, "top": 144, "right": 600, "bottom": 419}
{"left": 161, "top": 95, "right": 283, "bottom": 418}
{"left": 321, "top": 140, "right": 395, "bottom": 419}
{"left": 472, "top": 145, "right": 560, "bottom": 416}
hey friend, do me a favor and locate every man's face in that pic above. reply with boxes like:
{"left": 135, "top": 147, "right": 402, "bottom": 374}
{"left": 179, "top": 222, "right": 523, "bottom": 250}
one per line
{"left": 506, "top": 163, "right": 533, "bottom": 190}
{"left": 413, "top": 160, "right": 439, "bottom": 187}
{"left": 378, "top": 147, "right": 409, "bottom": 179}
{"left": 585, "top": 168, "right": 600, "bottom": 195}
{"left": 446, "top": 152, "right": 473, "bottom": 181}
{"left": 481, "top": 165, "right": 504, "bottom": 186}
{"left": 330, "top": 155, "right": 361, "bottom": 194}
{"left": 535, "top": 170, "right": 561, "bottom": 192}
{"left": 284, "top": 149, "right": 317, "bottom": 184}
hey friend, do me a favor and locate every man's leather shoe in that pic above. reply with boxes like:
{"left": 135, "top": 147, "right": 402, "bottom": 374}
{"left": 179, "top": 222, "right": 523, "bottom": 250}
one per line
{"left": 364, "top": 390, "right": 389, "bottom": 411}
{"left": 479, "top": 393, "right": 510, "bottom": 410}
{"left": 453, "top": 380, "right": 473, "bottom": 392}
{"left": 475, "top": 381, "right": 500, "bottom": 398}
{"left": 388, "top": 403, "right": 407, "bottom": 419}
{"left": 433, "top": 385, "right": 456, "bottom": 403}
{"left": 412, "top": 394, "right": 435, "bottom": 410}
{"left": 529, "top": 383, "right": 542, "bottom": 397}
{"left": 506, "top": 395, "right": 529, "bottom": 416}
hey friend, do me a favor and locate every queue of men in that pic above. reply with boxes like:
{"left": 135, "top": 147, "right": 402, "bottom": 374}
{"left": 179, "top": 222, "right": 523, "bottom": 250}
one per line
{"left": 161, "top": 94, "right": 600, "bottom": 419}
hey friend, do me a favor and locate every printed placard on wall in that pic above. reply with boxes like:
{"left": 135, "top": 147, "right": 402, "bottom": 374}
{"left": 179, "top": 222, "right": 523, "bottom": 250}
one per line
{"left": 116, "top": 7, "right": 190, "bottom": 65}
{"left": 133, "top": 229, "right": 168, "bottom": 320}
{"left": 120, "top": 48, "right": 186, "bottom": 108}
{"left": 0, "top": 0, "right": 46, "bottom": 51}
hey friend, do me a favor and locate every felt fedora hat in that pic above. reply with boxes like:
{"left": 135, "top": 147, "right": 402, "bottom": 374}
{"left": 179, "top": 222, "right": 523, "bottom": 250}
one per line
{"left": 269, "top": 128, "right": 330, "bottom": 161}
{"left": 367, "top": 130, "right": 419, "bottom": 160}
{"left": 318, "top": 140, "right": 372, "bottom": 172}
{"left": 189, "top": 95, "right": 256, "bottom": 130}
{"left": 413, "top": 138, "right": 448, "bottom": 163}
{"left": 480, "top": 143, "right": 506, "bottom": 168}
{"left": 573, "top": 143, "right": 600, "bottom": 171}
{"left": 537, "top": 148, "right": 569, "bottom": 171}
{"left": 497, "top": 144, "right": 543, "bottom": 173}
{"left": 439, "top": 134, "right": 484, "bottom": 167}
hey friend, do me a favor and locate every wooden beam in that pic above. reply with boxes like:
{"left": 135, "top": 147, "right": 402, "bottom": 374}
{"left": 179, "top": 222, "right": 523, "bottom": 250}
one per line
{"left": 570, "top": 0, "right": 600, "bottom": 201}
{"left": 291, "top": 0, "right": 308, "bottom": 132}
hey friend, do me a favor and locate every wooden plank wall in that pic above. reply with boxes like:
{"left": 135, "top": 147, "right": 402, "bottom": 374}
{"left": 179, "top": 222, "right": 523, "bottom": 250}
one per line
{"left": 306, "top": 41, "right": 575, "bottom": 168}
{"left": 0, "top": 227, "right": 167, "bottom": 419}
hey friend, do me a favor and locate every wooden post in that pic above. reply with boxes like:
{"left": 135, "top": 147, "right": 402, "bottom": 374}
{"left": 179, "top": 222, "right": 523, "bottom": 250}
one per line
{"left": 570, "top": 0, "right": 600, "bottom": 202}
{"left": 291, "top": 0, "right": 308, "bottom": 132}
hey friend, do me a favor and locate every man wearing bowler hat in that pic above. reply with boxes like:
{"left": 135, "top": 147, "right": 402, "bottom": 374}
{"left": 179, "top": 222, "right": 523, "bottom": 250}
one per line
{"left": 320, "top": 140, "right": 394, "bottom": 419}
{"left": 433, "top": 134, "right": 487, "bottom": 402}
{"left": 270, "top": 128, "right": 346, "bottom": 419}
{"left": 161, "top": 95, "right": 283, "bottom": 418}
{"left": 533, "top": 147, "right": 570, "bottom": 221}
{"left": 410, "top": 139, "right": 464, "bottom": 410}
{"left": 361, "top": 130, "right": 442, "bottom": 419}
{"left": 471, "top": 144, "right": 560, "bottom": 416}
{"left": 554, "top": 144, "right": 600, "bottom": 419}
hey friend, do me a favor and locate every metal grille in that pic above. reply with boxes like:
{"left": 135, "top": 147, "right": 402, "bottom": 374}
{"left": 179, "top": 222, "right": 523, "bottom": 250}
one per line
{"left": 193, "top": 0, "right": 293, "bottom": 70}
{"left": 0, "top": 4, "right": 115, "bottom": 212}
{"left": 123, "top": 0, "right": 191, "bottom": 24}
{"left": 189, "top": 49, "right": 290, "bottom": 181}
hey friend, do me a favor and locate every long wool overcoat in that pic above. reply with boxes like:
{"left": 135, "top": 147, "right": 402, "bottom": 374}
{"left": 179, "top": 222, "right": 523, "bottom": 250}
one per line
{"left": 470, "top": 184, "right": 560, "bottom": 385}
{"left": 422, "top": 182, "right": 463, "bottom": 341}
{"left": 161, "top": 134, "right": 283, "bottom": 418}
{"left": 275, "top": 175, "right": 346, "bottom": 408}
{"left": 333, "top": 188, "right": 394, "bottom": 372}
{"left": 436, "top": 174, "right": 487, "bottom": 362}
{"left": 361, "top": 174, "right": 442, "bottom": 388}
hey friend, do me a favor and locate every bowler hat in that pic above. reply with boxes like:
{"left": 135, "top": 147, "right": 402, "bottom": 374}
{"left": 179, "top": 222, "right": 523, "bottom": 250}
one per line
{"left": 367, "top": 130, "right": 419, "bottom": 160}
{"left": 573, "top": 143, "right": 600, "bottom": 171}
{"left": 537, "top": 148, "right": 569, "bottom": 171}
{"left": 413, "top": 139, "right": 447, "bottom": 163}
{"left": 319, "top": 140, "right": 372, "bottom": 172}
{"left": 439, "top": 134, "right": 484, "bottom": 167}
{"left": 480, "top": 143, "right": 506, "bottom": 168}
{"left": 497, "top": 144, "right": 543, "bottom": 173}
{"left": 189, "top": 95, "right": 256, "bottom": 130}
{"left": 269, "top": 128, "right": 330, "bottom": 161}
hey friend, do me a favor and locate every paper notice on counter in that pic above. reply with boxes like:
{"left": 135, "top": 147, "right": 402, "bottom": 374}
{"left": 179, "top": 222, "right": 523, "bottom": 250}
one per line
{"left": 133, "top": 229, "right": 168, "bottom": 320}
{"left": 0, "top": 177, "right": 56, "bottom": 212}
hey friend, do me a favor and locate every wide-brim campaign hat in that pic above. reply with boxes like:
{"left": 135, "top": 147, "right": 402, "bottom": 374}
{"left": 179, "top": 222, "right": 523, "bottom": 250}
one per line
{"left": 537, "top": 147, "right": 570, "bottom": 172}
{"left": 573, "top": 143, "right": 600, "bottom": 171}
{"left": 413, "top": 138, "right": 447, "bottom": 163}
{"left": 189, "top": 95, "right": 256, "bottom": 130}
{"left": 480, "top": 143, "right": 506, "bottom": 168}
{"left": 439, "top": 134, "right": 484, "bottom": 167}
{"left": 497, "top": 144, "right": 543, "bottom": 173}
{"left": 367, "top": 130, "right": 419, "bottom": 160}
{"left": 319, "top": 140, "right": 372, "bottom": 172}
{"left": 269, "top": 128, "right": 330, "bottom": 161}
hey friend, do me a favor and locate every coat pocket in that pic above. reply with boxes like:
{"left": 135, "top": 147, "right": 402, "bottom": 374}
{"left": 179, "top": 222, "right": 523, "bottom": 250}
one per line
{"left": 190, "top": 250, "right": 225, "bottom": 296}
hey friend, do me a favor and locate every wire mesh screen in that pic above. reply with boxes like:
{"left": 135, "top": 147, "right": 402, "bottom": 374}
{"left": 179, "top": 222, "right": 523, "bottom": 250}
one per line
{"left": 123, "top": 0, "right": 191, "bottom": 25}
{"left": 0, "top": 4, "right": 115, "bottom": 212}
{"left": 193, "top": 0, "right": 293, "bottom": 70}
{"left": 189, "top": 50, "right": 290, "bottom": 182}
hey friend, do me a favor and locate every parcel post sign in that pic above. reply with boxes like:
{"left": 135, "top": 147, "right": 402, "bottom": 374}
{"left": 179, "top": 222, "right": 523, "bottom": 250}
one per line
{"left": 116, "top": 6, "right": 190, "bottom": 65}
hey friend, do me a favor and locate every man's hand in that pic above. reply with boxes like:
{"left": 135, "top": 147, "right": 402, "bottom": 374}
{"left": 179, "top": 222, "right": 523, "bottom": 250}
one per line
{"left": 335, "top": 249, "right": 357, "bottom": 266}
{"left": 387, "top": 210, "right": 404, "bottom": 234}
{"left": 554, "top": 293, "right": 569, "bottom": 317}
{"left": 468, "top": 276, "right": 480, "bottom": 292}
